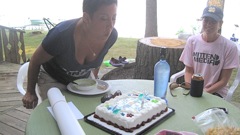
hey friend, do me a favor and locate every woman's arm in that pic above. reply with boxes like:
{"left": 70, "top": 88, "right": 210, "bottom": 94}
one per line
{"left": 204, "top": 69, "right": 233, "bottom": 93}
{"left": 22, "top": 45, "right": 53, "bottom": 109}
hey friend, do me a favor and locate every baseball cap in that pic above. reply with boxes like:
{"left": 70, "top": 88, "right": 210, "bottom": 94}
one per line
{"left": 202, "top": 6, "right": 223, "bottom": 21}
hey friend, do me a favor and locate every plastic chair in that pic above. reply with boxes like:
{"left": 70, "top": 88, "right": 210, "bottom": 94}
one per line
{"left": 17, "top": 62, "right": 95, "bottom": 105}
{"left": 170, "top": 68, "right": 185, "bottom": 83}
{"left": 17, "top": 62, "right": 42, "bottom": 105}
{"left": 170, "top": 43, "right": 240, "bottom": 102}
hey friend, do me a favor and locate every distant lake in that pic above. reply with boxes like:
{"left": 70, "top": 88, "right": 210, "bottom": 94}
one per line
{"left": 0, "top": 0, "right": 239, "bottom": 39}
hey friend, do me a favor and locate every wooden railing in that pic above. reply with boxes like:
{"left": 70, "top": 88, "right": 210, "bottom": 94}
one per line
{"left": 0, "top": 25, "right": 26, "bottom": 64}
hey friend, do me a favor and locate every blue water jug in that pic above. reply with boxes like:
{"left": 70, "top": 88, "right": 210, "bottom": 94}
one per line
{"left": 154, "top": 48, "right": 170, "bottom": 102}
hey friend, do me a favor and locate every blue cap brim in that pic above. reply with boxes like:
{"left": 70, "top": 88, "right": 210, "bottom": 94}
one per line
{"left": 202, "top": 13, "right": 221, "bottom": 21}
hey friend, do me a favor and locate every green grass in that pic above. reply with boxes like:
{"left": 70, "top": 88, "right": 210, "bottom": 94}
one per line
{"left": 24, "top": 30, "right": 48, "bottom": 59}
{"left": 104, "top": 38, "right": 138, "bottom": 60}
{"left": 24, "top": 31, "right": 138, "bottom": 62}
{"left": 23, "top": 30, "right": 239, "bottom": 103}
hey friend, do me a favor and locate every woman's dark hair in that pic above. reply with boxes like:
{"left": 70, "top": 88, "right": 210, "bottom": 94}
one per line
{"left": 83, "top": 0, "right": 117, "bottom": 17}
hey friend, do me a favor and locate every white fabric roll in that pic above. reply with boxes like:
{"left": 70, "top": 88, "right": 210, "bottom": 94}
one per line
{"left": 47, "top": 87, "right": 86, "bottom": 135}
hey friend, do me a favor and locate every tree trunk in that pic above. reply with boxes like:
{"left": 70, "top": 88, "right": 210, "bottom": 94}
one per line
{"left": 101, "top": 63, "right": 136, "bottom": 80}
{"left": 207, "top": 0, "right": 225, "bottom": 9}
{"left": 207, "top": 0, "right": 225, "bottom": 34}
{"left": 134, "top": 37, "right": 185, "bottom": 82}
{"left": 145, "top": 0, "right": 158, "bottom": 37}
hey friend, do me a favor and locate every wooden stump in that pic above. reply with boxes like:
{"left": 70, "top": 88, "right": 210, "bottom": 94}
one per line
{"left": 101, "top": 62, "right": 136, "bottom": 80}
{"left": 133, "top": 37, "right": 185, "bottom": 82}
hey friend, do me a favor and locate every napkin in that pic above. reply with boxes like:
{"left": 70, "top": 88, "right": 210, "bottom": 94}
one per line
{"left": 47, "top": 102, "right": 84, "bottom": 120}
{"left": 47, "top": 87, "right": 86, "bottom": 135}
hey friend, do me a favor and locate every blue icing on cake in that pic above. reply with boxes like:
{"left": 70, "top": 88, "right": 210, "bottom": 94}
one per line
{"left": 95, "top": 91, "right": 167, "bottom": 130}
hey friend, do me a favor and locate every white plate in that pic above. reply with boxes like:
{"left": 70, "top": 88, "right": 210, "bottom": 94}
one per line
{"left": 72, "top": 79, "right": 97, "bottom": 91}
{"left": 67, "top": 79, "right": 110, "bottom": 95}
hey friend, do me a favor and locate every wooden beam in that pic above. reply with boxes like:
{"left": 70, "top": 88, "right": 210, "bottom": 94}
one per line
{"left": 0, "top": 29, "right": 3, "bottom": 62}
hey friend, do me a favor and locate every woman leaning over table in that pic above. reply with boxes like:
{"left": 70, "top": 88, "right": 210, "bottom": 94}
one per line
{"left": 22, "top": 0, "right": 118, "bottom": 109}
{"left": 179, "top": 6, "right": 239, "bottom": 99}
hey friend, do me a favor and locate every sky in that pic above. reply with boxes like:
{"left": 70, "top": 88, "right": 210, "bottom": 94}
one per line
{"left": 0, "top": 0, "right": 239, "bottom": 39}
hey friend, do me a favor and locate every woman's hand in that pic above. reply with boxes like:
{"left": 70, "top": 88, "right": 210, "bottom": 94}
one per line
{"left": 22, "top": 91, "right": 38, "bottom": 109}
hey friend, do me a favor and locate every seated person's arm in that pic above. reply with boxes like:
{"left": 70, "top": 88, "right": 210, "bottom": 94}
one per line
{"left": 184, "top": 66, "right": 194, "bottom": 84}
{"left": 204, "top": 69, "right": 233, "bottom": 93}
{"left": 92, "top": 67, "right": 100, "bottom": 79}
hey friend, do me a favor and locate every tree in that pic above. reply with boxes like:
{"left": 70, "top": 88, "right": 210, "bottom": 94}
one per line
{"left": 134, "top": 0, "right": 184, "bottom": 80}
{"left": 145, "top": 0, "right": 158, "bottom": 37}
{"left": 207, "top": 0, "right": 225, "bottom": 9}
{"left": 207, "top": 0, "right": 225, "bottom": 34}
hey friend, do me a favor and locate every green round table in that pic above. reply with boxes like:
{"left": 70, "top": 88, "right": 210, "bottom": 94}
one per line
{"left": 26, "top": 79, "right": 240, "bottom": 135}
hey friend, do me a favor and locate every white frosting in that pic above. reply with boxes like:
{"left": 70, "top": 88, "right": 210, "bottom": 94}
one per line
{"left": 95, "top": 92, "right": 167, "bottom": 129}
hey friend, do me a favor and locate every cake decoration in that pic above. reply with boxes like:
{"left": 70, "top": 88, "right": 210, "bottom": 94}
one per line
{"left": 94, "top": 91, "right": 168, "bottom": 132}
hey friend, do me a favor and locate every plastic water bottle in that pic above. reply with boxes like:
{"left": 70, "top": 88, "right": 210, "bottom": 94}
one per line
{"left": 154, "top": 48, "right": 170, "bottom": 102}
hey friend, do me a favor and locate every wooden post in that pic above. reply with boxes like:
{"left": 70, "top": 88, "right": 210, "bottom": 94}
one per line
{"left": 134, "top": 37, "right": 185, "bottom": 81}
{"left": 0, "top": 28, "right": 3, "bottom": 62}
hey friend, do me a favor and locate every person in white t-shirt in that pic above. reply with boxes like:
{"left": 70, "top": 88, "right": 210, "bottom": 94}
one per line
{"left": 179, "top": 6, "right": 239, "bottom": 98}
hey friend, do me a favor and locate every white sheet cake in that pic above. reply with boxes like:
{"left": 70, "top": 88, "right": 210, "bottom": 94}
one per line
{"left": 94, "top": 91, "right": 167, "bottom": 132}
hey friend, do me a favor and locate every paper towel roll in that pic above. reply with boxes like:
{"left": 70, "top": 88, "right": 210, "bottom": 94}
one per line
{"left": 47, "top": 87, "right": 86, "bottom": 135}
